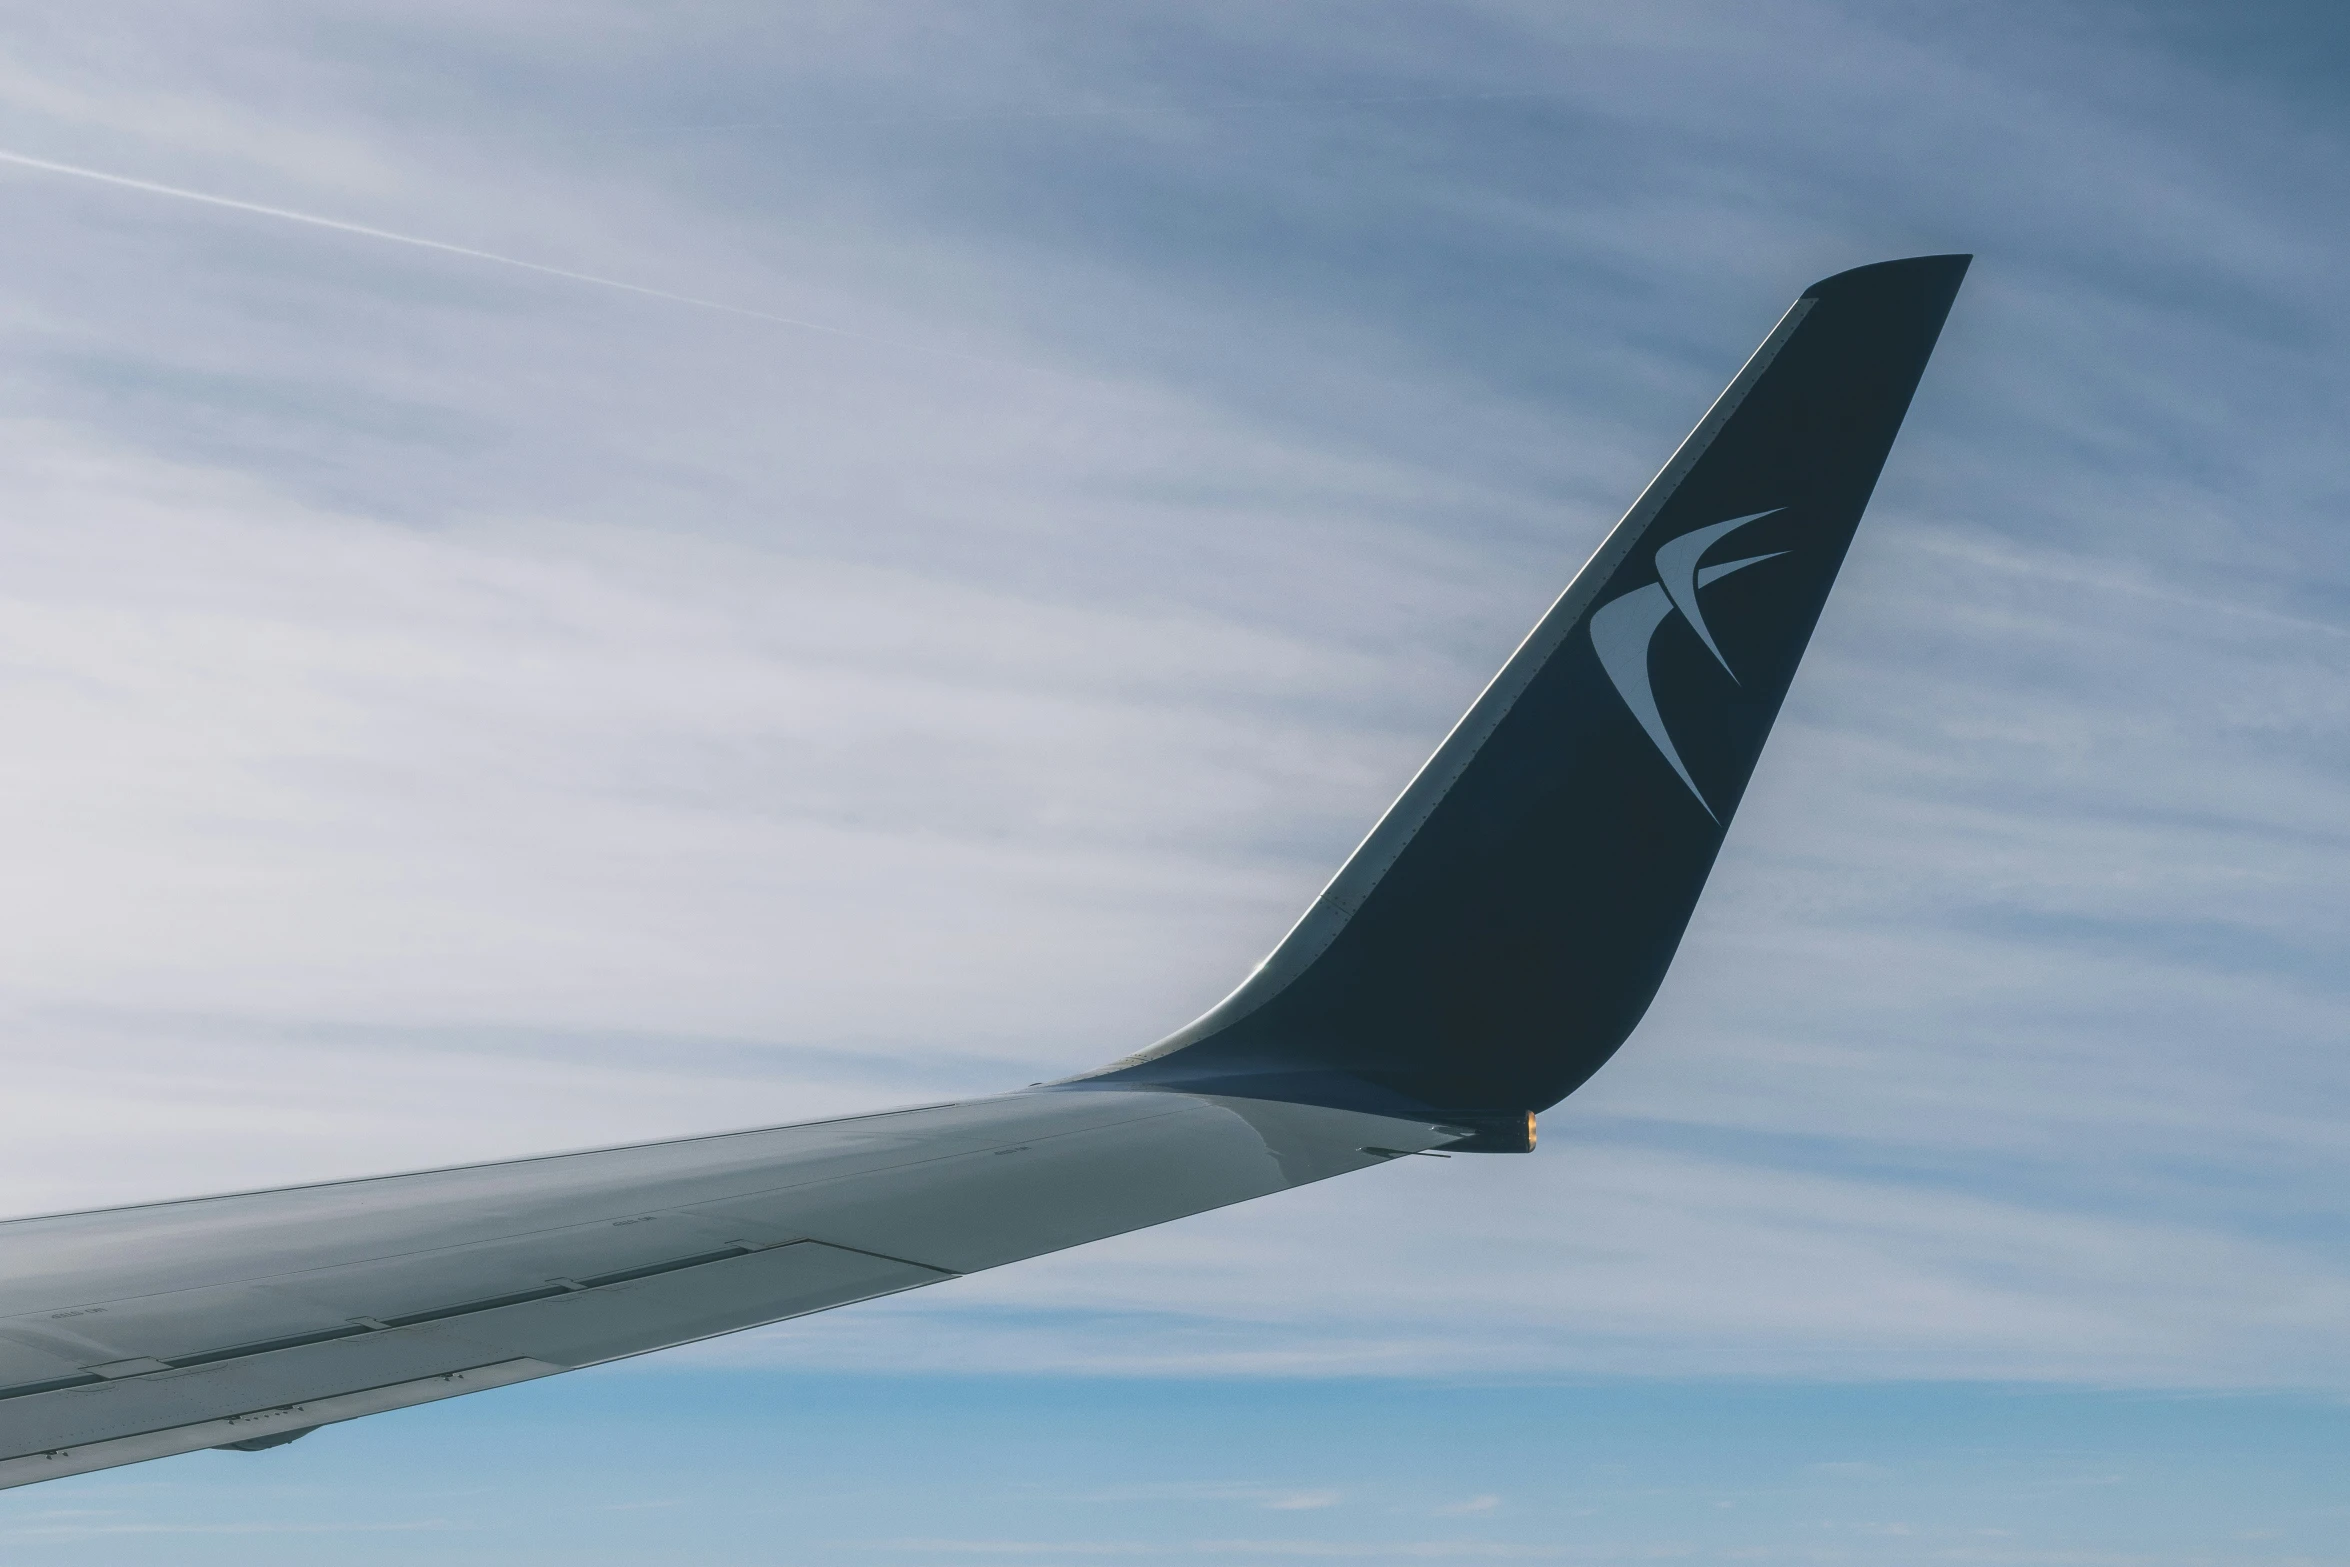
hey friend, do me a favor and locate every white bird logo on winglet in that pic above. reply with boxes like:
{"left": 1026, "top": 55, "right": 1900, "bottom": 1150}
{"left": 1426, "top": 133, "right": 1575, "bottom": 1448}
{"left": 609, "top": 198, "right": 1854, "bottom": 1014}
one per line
{"left": 1588, "top": 509, "right": 1787, "bottom": 820}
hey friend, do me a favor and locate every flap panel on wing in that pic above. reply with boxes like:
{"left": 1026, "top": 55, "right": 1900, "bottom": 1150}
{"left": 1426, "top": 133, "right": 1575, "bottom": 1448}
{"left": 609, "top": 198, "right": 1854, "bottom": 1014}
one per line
{"left": 2, "top": 1283, "right": 357, "bottom": 1372}
{"left": 0, "top": 1321, "right": 517, "bottom": 1461}
{"left": 0, "top": 1336, "right": 89, "bottom": 1396}
{"left": 0, "top": 1241, "right": 938, "bottom": 1465}
{"left": 421, "top": 1241, "right": 938, "bottom": 1369}
{"left": 259, "top": 1211, "right": 758, "bottom": 1322}
{"left": 0, "top": 1212, "right": 768, "bottom": 1375}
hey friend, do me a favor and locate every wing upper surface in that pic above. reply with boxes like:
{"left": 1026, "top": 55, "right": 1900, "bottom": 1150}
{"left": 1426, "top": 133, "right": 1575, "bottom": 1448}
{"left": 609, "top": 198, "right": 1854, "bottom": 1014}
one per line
{"left": 0, "top": 1090, "right": 1452, "bottom": 1487}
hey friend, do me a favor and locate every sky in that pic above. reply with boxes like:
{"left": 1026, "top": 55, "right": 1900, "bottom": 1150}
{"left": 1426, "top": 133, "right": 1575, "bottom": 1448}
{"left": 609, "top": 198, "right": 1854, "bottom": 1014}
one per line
{"left": 0, "top": 1, "right": 2346, "bottom": 1561}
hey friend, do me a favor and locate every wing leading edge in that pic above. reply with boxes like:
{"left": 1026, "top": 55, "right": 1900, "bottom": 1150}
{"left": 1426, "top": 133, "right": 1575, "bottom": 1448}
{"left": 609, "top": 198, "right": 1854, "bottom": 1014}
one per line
{"left": 0, "top": 256, "right": 1967, "bottom": 1489}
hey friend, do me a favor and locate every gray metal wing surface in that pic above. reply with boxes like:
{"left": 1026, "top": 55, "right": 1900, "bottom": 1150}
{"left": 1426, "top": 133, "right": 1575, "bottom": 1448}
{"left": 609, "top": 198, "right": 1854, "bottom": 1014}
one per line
{"left": 1, "top": 1091, "right": 1452, "bottom": 1487}
{"left": 0, "top": 255, "right": 1967, "bottom": 1490}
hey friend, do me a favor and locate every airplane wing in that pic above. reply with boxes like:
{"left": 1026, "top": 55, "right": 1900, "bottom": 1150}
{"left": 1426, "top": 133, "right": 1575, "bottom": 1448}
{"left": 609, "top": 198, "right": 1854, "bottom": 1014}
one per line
{"left": 0, "top": 254, "right": 1968, "bottom": 1490}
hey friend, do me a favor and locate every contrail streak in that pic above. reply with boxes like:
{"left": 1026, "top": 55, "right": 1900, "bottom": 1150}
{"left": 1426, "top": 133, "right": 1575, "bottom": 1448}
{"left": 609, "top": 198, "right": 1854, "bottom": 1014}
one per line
{"left": 0, "top": 146, "right": 1000, "bottom": 365}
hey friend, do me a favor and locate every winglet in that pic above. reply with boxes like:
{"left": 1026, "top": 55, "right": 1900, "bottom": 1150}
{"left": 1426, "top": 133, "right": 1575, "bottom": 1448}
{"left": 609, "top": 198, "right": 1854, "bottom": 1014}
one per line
{"left": 1070, "top": 255, "right": 1969, "bottom": 1120}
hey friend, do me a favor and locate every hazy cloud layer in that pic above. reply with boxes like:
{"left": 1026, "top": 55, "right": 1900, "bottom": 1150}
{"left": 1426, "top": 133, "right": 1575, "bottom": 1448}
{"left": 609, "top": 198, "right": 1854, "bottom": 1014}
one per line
{"left": 0, "top": 0, "right": 2344, "bottom": 1404}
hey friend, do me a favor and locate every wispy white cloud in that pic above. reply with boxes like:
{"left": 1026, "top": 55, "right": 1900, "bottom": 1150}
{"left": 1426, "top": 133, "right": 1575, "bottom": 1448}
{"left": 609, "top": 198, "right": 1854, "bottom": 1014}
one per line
{"left": 0, "top": 1519, "right": 458, "bottom": 1538}
{"left": 1068, "top": 1484, "right": 1343, "bottom": 1513}
{"left": 872, "top": 1542, "right": 1655, "bottom": 1560}
{"left": 1431, "top": 1497, "right": 1501, "bottom": 1517}
{"left": 0, "top": 0, "right": 2343, "bottom": 1420}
